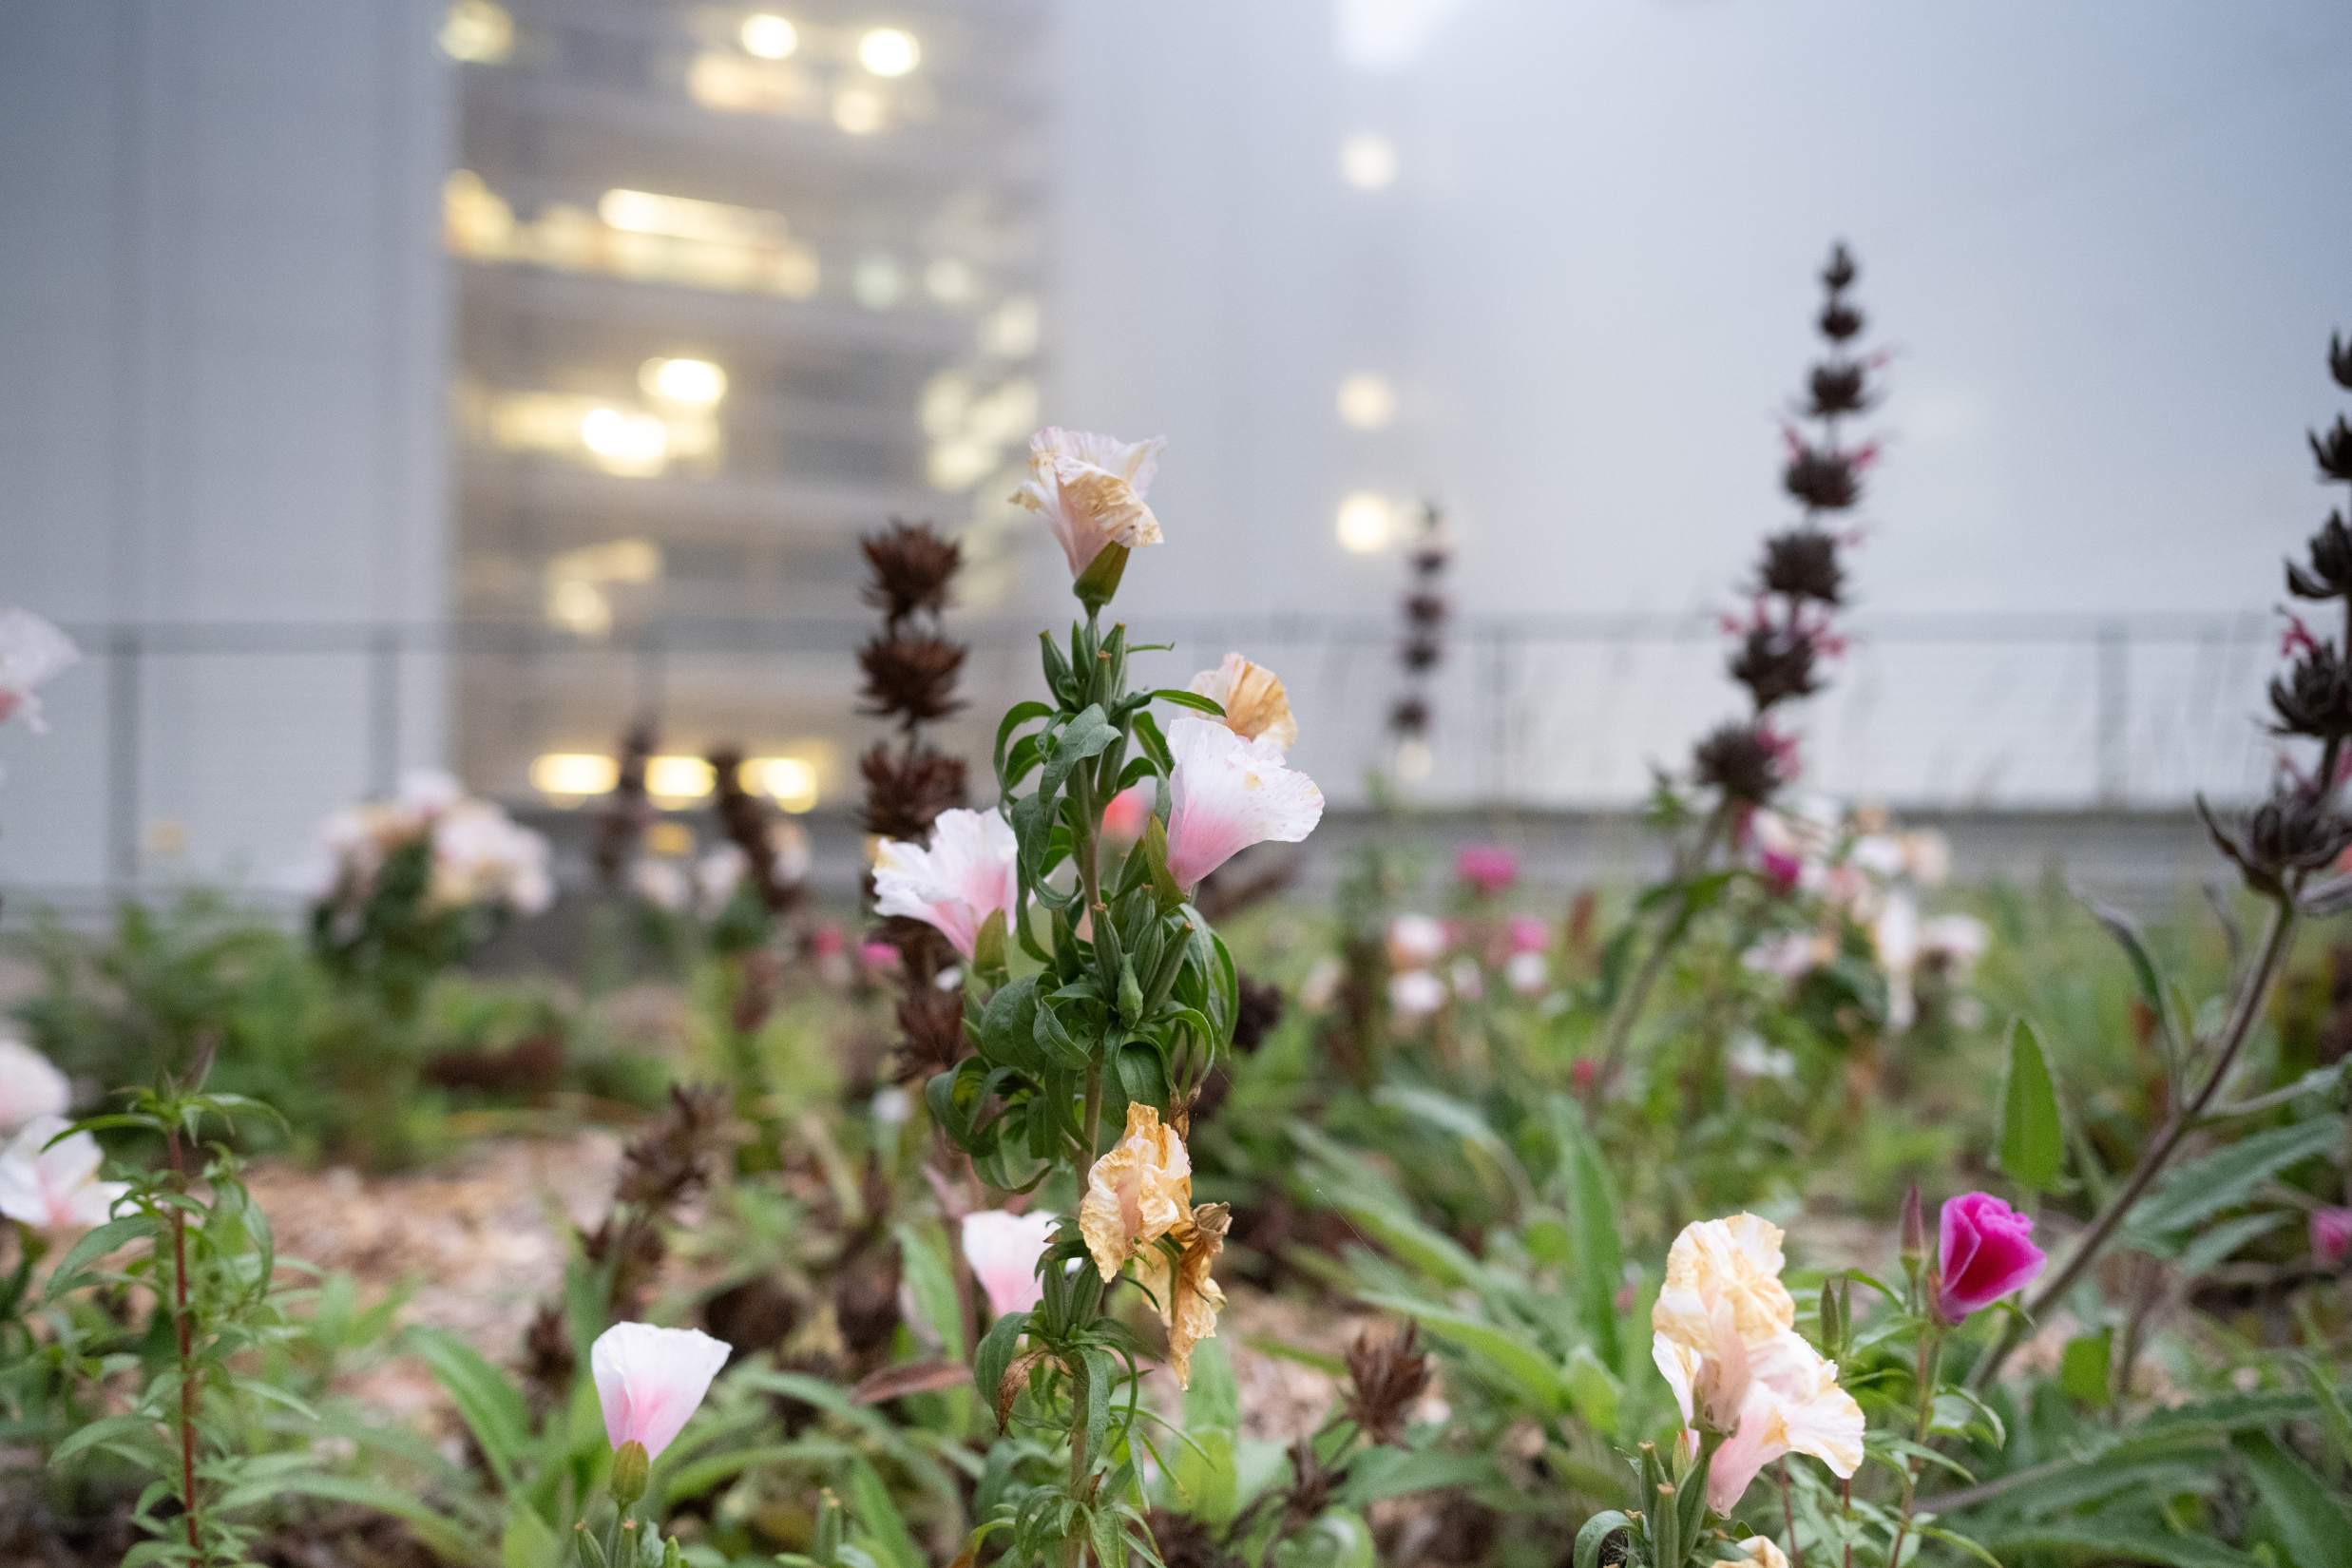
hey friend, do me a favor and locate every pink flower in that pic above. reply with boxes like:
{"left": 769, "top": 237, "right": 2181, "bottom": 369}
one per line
{"left": 1162, "top": 717, "right": 1323, "bottom": 889}
{"left": 1505, "top": 915, "right": 1550, "bottom": 955}
{"left": 589, "top": 1322, "right": 732, "bottom": 1460}
{"left": 1388, "top": 913, "right": 1448, "bottom": 967}
{"left": 1455, "top": 845, "right": 1517, "bottom": 896}
{"left": 962, "top": 1209, "right": 1060, "bottom": 1318}
{"left": 2311, "top": 1207, "right": 2352, "bottom": 1269}
{"left": 0, "top": 610, "right": 78, "bottom": 733}
{"left": 859, "top": 941, "right": 902, "bottom": 972}
{"left": 1100, "top": 779, "right": 1155, "bottom": 847}
{"left": 873, "top": 808, "right": 1019, "bottom": 960}
{"left": 811, "top": 923, "right": 847, "bottom": 960}
{"left": 1934, "top": 1193, "right": 2046, "bottom": 1324}
{"left": 0, "top": 1116, "right": 127, "bottom": 1233}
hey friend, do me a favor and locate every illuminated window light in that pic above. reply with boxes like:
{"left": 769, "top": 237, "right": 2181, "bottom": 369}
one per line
{"left": 927, "top": 438, "right": 995, "bottom": 492}
{"left": 857, "top": 27, "right": 920, "bottom": 77}
{"left": 597, "top": 187, "right": 787, "bottom": 246}
{"left": 1335, "top": 491, "right": 1395, "bottom": 553}
{"left": 1337, "top": 373, "right": 1397, "bottom": 430}
{"left": 920, "top": 372, "right": 972, "bottom": 439}
{"left": 579, "top": 407, "right": 670, "bottom": 476}
{"left": 645, "top": 755, "right": 717, "bottom": 801}
{"left": 980, "top": 295, "right": 1041, "bottom": 358}
{"left": 1340, "top": 133, "right": 1398, "bottom": 191}
{"left": 739, "top": 11, "right": 797, "bottom": 59}
{"left": 1395, "top": 737, "right": 1435, "bottom": 783}
{"left": 745, "top": 755, "right": 820, "bottom": 813}
{"left": 531, "top": 753, "right": 620, "bottom": 797}
{"left": 439, "top": 0, "right": 513, "bottom": 64}
{"left": 645, "top": 820, "right": 695, "bottom": 856}
{"left": 852, "top": 255, "right": 905, "bottom": 310}
{"left": 832, "top": 86, "right": 886, "bottom": 135}
{"left": 967, "top": 377, "right": 1040, "bottom": 447}
{"left": 924, "top": 257, "right": 974, "bottom": 303}
{"left": 640, "top": 356, "right": 728, "bottom": 406}
{"left": 545, "top": 576, "right": 613, "bottom": 637}
{"left": 771, "top": 244, "right": 820, "bottom": 297}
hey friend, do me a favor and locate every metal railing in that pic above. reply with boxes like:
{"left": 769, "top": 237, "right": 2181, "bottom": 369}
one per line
{"left": 0, "top": 609, "right": 2279, "bottom": 901}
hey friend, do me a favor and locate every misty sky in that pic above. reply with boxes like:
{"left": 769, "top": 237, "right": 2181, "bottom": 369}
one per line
{"left": 1049, "top": 0, "right": 2352, "bottom": 624}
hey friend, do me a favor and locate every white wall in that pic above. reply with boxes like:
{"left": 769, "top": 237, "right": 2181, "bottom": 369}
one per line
{"left": 0, "top": 0, "right": 453, "bottom": 900}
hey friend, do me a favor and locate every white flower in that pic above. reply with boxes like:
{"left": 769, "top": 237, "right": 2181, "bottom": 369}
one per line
{"left": 1009, "top": 428, "right": 1167, "bottom": 578}
{"left": 1901, "top": 830, "right": 1952, "bottom": 888}
{"left": 632, "top": 858, "right": 691, "bottom": 912}
{"left": 1921, "top": 913, "right": 1988, "bottom": 971}
{"left": 962, "top": 1209, "right": 1060, "bottom": 1318}
{"left": 1187, "top": 653, "right": 1298, "bottom": 751}
{"left": 1300, "top": 957, "right": 1344, "bottom": 1011}
{"left": 1505, "top": 949, "right": 1549, "bottom": 997}
{"left": 1731, "top": 1535, "right": 1790, "bottom": 1568}
{"left": 870, "top": 1086, "right": 912, "bottom": 1126}
{"left": 1873, "top": 890, "right": 1922, "bottom": 1029}
{"left": 1387, "top": 913, "right": 1447, "bottom": 968}
{"left": 1726, "top": 1034, "right": 1797, "bottom": 1082}
{"left": 396, "top": 768, "right": 465, "bottom": 818}
{"left": 1389, "top": 969, "right": 1446, "bottom": 1019}
{"left": 873, "top": 807, "right": 1019, "bottom": 959}
{"left": 0, "top": 1116, "right": 128, "bottom": 1233}
{"left": 1742, "top": 931, "right": 1826, "bottom": 981}
{"left": 0, "top": 1036, "right": 72, "bottom": 1132}
{"left": 0, "top": 610, "right": 78, "bottom": 734}
{"left": 430, "top": 799, "right": 553, "bottom": 915}
{"left": 1650, "top": 1214, "right": 1863, "bottom": 1513}
{"left": 1163, "top": 717, "right": 1323, "bottom": 889}
{"left": 1848, "top": 832, "right": 1905, "bottom": 880}
{"left": 589, "top": 1322, "right": 732, "bottom": 1460}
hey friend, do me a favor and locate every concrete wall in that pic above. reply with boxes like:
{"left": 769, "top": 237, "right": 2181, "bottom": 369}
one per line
{"left": 0, "top": 0, "right": 453, "bottom": 898}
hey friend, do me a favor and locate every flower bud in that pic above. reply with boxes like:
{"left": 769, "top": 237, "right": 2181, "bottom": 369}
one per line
{"left": 1899, "top": 1180, "right": 1926, "bottom": 1273}
{"left": 609, "top": 1439, "right": 650, "bottom": 1507}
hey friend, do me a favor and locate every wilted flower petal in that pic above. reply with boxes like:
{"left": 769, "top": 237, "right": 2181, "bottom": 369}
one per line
{"left": 1188, "top": 653, "right": 1298, "bottom": 751}
{"left": 1009, "top": 428, "right": 1167, "bottom": 578}
{"left": 589, "top": 1321, "right": 732, "bottom": 1459}
{"left": 1078, "top": 1101, "right": 1192, "bottom": 1280}
{"left": 1137, "top": 1202, "right": 1228, "bottom": 1387}
{"left": 1162, "top": 717, "right": 1323, "bottom": 889}
{"left": 873, "top": 807, "right": 1018, "bottom": 960}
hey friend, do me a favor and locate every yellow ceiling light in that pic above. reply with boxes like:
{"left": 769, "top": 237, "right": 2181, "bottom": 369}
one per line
{"left": 1334, "top": 491, "right": 1395, "bottom": 553}
{"left": 1336, "top": 373, "right": 1396, "bottom": 430}
{"left": 640, "top": 356, "right": 728, "bottom": 406}
{"left": 644, "top": 755, "right": 717, "bottom": 801}
{"left": 738, "top": 11, "right": 797, "bottom": 59}
{"left": 439, "top": 0, "right": 513, "bottom": 64}
{"left": 597, "top": 187, "right": 787, "bottom": 246}
{"left": 745, "top": 755, "right": 820, "bottom": 813}
{"left": 579, "top": 407, "right": 670, "bottom": 476}
{"left": 1340, "top": 133, "right": 1398, "bottom": 191}
{"left": 857, "top": 27, "right": 920, "bottom": 77}
{"left": 531, "top": 753, "right": 620, "bottom": 797}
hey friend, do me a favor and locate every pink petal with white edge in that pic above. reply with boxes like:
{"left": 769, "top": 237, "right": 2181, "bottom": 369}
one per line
{"left": 1163, "top": 717, "right": 1323, "bottom": 889}
{"left": 590, "top": 1322, "right": 733, "bottom": 1459}
{"left": 962, "top": 1209, "right": 1060, "bottom": 1318}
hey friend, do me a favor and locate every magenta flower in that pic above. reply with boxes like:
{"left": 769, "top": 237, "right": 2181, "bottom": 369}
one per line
{"left": 1934, "top": 1193, "right": 2046, "bottom": 1324}
{"left": 1505, "top": 915, "right": 1549, "bottom": 955}
{"left": 1455, "top": 844, "right": 1517, "bottom": 896}
{"left": 2312, "top": 1207, "right": 2352, "bottom": 1269}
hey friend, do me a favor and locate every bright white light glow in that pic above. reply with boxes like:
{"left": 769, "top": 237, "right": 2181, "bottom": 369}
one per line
{"left": 739, "top": 11, "right": 797, "bottom": 59}
{"left": 832, "top": 86, "right": 886, "bottom": 135}
{"left": 1340, "top": 134, "right": 1398, "bottom": 191}
{"left": 640, "top": 356, "right": 728, "bottom": 405}
{"left": 924, "top": 258, "right": 974, "bottom": 303}
{"left": 853, "top": 255, "right": 906, "bottom": 310}
{"left": 532, "top": 753, "right": 620, "bottom": 797}
{"left": 858, "top": 27, "right": 920, "bottom": 77}
{"left": 981, "top": 295, "right": 1041, "bottom": 357}
{"left": 1336, "top": 373, "right": 1396, "bottom": 429}
{"left": 645, "top": 756, "right": 717, "bottom": 801}
{"left": 1335, "top": 491, "right": 1396, "bottom": 553}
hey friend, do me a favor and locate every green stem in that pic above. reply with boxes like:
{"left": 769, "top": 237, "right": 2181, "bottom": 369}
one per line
{"left": 1885, "top": 1323, "right": 1944, "bottom": 1568}
{"left": 1590, "top": 801, "right": 1731, "bottom": 1101}
{"left": 1064, "top": 1353, "right": 1094, "bottom": 1568}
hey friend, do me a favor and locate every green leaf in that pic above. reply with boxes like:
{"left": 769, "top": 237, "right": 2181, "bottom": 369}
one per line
{"left": 1039, "top": 704, "right": 1119, "bottom": 802}
{"left": 43, "top": 1214, "right": 158, "bottom": 1299}
{"left": 1354, "top": 1294, "right": 1577, "bottom": 1416}
{"left": 1573, "top": 1512, "right": 1635, "bottom": 1568}
{"left": 1983, "top": 1521, "right": 2263, "bottom": 1568}
{"left": 893, "top": 1218, "right": 970, "bottom": 1364}
{"left": 2056, "top": 1327, "right": 2113, "bottom": 1409}
{"left": 1553, "top": 1099, "right": 1626, "bottom": 1371}
{"left": 1151, "top": 689, "right": 1226, "bottom": 717}
{"left": 407, "top": 1326, "right": 532, "bottom": 1497}
{"left": 2129, "top": 1116, "right": 2342, "bottom": 1242}
{"left": 1998, "top": 1018, "right": 2064, "bottom": 1195}
{"left": 2237, "top": 1434, "right": 2352, "bottom": 1568}
{"left": 845, "top": 1456, "right": 927, "bottom": 1568}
